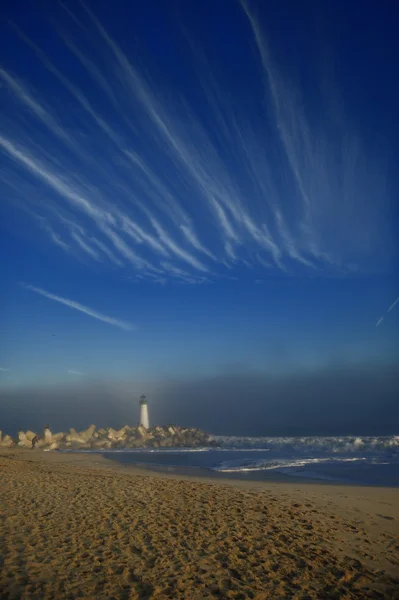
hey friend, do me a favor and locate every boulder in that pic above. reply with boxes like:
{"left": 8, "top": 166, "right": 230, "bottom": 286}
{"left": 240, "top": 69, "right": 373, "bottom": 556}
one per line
{"left": 18, "top": 435, "right": 33, "bottom": 448}
{"left": 90, "top": 440, "right": 108, "bottom": 449}
{"left": 0, "top": 435, "right": 15, "bottom": 447}
{"left": 107, "top": 426, "right": 127, "bottom": 441}
{"left": 124, "top": 437, "right": 138, "bottom": 448}
{"left": 123, "top": 425, "right": 136, "bottom": 435}
{"left": 159, "top": 437, "right": 174, "bottom": 447}
{"left": 43, "top": 428, "right": 52, "bottom": 445}
{"left": 66, "top": 431, "right": 86, "bottom": 444}
{"left": 20, "top": 434, "right": 39, "bottom": 448}
{"left": 0, "top": 423, "right": 217, "bottom": 450}
{"left": 70, "top": 442, "right": 91, "bottom": 449}
{"left": 78, "top": 425, "right": 96, "bottom": 442}
{"left": 127, "top": 427, "right": 140, "bottom": 439}
{"left": 137, "top": 425, "right": 149, "bottom": 437}
{"left": 112, "top": 439, "right": 126, "bottom": 449}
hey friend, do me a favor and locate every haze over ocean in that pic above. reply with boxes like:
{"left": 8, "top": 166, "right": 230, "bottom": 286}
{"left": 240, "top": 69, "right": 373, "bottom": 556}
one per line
{"left": 1, "top": 0, "right": 398, "bottom": 436}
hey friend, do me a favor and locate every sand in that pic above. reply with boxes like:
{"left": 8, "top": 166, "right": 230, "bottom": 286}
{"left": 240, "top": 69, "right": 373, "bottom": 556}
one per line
{"left": 1, "top": 449, "right": 398, "bottom": 599}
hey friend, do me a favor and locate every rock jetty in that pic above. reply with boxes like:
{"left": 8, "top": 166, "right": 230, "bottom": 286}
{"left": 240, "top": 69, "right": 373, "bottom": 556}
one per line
{"left": 0, "top": 425, "right": 218, "bottom": 451}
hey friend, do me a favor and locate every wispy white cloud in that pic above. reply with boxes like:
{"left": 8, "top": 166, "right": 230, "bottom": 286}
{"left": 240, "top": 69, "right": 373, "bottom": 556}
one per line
{"left": 240, "top": 0, "right": 391, "bottom": 270}
{"left": 78, "top": 2, "right": 248, "bottom": 248}
{"left": 149, "top": 218, "right": 208, "bottom": 272}
{"left": 0, "top": 135, "right": 110, "bottom": 224}
{"left": 90, "top": 237, "right": 123, "bottom": 266}
{"left": 71, "top": 231, "right": 100, "bottom": 261}
{"left": 21, "top": 283, "right": 135, "bottom": 331}
{"left": 0, "top": 68, "right": 74, "bottom": 150}
{"left": 1, "top": 2, "right": 393, "bottom": 284}
{"left": 274, "top": 209, "right": 314, "bottom": 269}
{"left": 11, "top": 23, "right": 125, "bottom": 147}
{"left": 124, "top": 150, "right": 192, "bottom": 226}
{"left": 47, "top": 230, "right": 70, "bottom": 252}
{"left": 99, "top": 225, "right": 151, "bottom": 270}
{"left": 376, "top": 295, "right": 399, "bottom": 327}
{"left": 240, "top": 0, "right": 312, "bottom": 218}
{"left": 68, "top": 369, "right": 84, "bottom": 375}
{"left": 388, "top": 296, "right": 399, "bottom": 313}
{"left": 0, "top": 135, "right": 160, "bottom": 271}
{"left": 180, "top": 225, "right": 216, "bottom": 261}
{"left": 35, "top": 216, "right": 71, "bottom": 253}
{"left": 160, "top": 262, "right": 208, "bottom": 284}
{"left": 0, "top": 367, "right": 10, "bottom": 372}
{"left": 119, "top": 214, "right": 168, "bottom": 257}
{"left": 224, "top": 242, "right": 237, "bottom": 261}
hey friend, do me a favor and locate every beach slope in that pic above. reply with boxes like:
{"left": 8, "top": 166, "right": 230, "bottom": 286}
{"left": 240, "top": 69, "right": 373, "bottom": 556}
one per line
{"left": 1, "top": 449, "right": 398, "bottom": 599}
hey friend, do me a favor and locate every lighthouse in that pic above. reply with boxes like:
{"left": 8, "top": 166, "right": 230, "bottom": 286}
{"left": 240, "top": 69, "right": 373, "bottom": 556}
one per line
{"left": 139, "top": 395, "right": 150, "bottom": 429}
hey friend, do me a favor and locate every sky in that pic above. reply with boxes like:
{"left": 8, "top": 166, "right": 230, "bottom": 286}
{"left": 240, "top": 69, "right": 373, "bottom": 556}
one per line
{"left": 0, "top": 0, "right": 398, "bottom": 435}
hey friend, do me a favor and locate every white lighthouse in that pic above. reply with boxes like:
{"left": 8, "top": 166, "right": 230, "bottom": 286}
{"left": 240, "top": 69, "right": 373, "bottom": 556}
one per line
{"left": 139, "top": 395, "right": 150, "bottom": 429}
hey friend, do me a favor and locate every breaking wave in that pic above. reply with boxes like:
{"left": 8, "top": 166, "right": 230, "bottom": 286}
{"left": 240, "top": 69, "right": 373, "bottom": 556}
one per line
{"left": 214, "top": 457, "right": 367, "bottom": 473}
{"left": 72, "top": 434, "right": 399, "bottom": 485}
{"left": 64, "top": 447, "right": 212, "bottom": 453}
{"left": 214, "top": 435, "right": 399, "bottom": 455}
{"left": 209, "top": 436, "right": 399, "bottom": 484}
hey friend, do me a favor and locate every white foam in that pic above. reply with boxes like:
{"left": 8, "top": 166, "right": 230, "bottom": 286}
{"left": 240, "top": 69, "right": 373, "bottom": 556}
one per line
{"left": 214, "top": 457, "right": 368, "bottom": 473}
{"left": 64, "top": 446, "right": 271, "bottom": 454}
{"left": 214, "top": 435, "right": 399, "bottom": 455}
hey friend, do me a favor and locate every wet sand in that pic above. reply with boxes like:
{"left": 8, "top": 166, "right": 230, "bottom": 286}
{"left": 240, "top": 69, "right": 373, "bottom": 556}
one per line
{"left": 1, "top": 449, "right": 398, "bottom": 599}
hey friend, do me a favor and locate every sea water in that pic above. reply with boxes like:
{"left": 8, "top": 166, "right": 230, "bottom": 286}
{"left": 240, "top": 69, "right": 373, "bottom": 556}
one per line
{"left": 75, "top": 435, "right": 399, "bottom": 486}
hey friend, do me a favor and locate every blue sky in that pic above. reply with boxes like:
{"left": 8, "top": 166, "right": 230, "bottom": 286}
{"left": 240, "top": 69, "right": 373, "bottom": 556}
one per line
{"left": 1, "top": 0, "right": 398, "bottom": 391}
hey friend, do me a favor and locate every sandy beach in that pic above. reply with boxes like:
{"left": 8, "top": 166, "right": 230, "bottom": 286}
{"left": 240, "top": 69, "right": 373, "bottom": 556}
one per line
{"left": 1, "top": 449, "right": 398, "bottom": 599}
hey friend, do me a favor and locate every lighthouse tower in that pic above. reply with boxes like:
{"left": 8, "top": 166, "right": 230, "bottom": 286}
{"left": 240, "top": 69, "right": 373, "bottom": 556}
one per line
{"left": 139, "top": 395, "right": 149, "bottom": 429}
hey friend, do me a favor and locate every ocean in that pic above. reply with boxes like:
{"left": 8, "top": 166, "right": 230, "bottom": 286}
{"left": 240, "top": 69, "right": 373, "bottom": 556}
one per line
{"left": 73, "top": 435, "right": 399, "bottom": 486}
